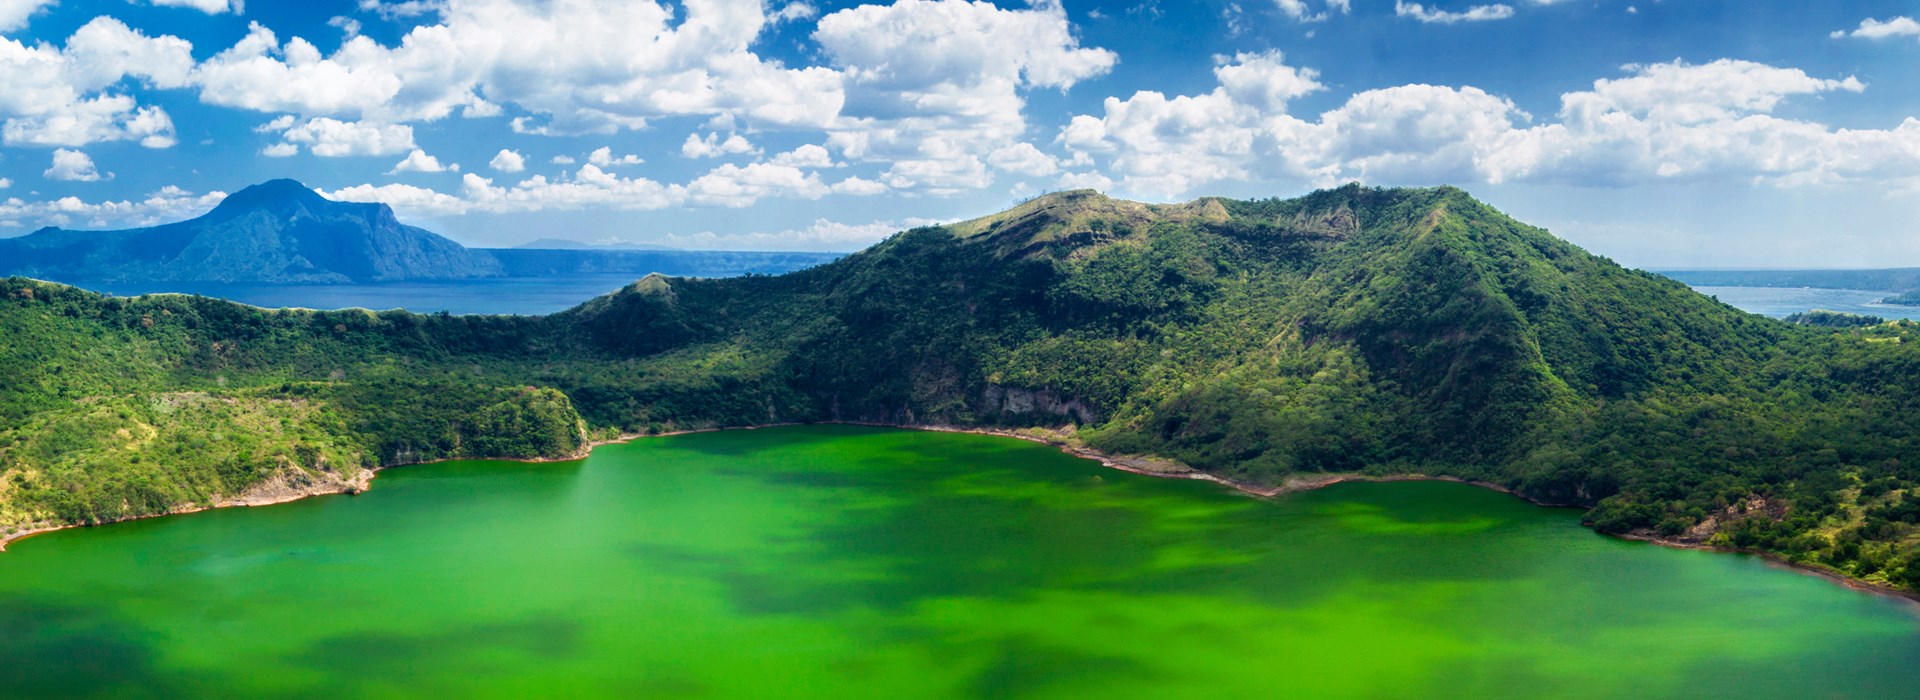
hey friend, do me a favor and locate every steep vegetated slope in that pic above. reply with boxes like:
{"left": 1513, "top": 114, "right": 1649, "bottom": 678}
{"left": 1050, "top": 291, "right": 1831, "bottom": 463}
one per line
{"left": 3, "top": 185, "right": 1917, "bottom": 591}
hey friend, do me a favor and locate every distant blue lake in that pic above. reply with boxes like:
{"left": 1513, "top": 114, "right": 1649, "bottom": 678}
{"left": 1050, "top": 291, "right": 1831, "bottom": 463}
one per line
{"left": 78, "top": 274, "right": 649, "bottom": 316}
{"left": 52, "top": 277, "right": 1920, "bottom": 321}
{"left": 1691, "top": 286, "right": 1920, "bottom": 321}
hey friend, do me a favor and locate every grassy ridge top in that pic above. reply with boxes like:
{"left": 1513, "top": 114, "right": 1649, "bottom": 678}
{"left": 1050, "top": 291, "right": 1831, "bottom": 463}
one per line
{"left": 4, "top": 184, "right": 1919, "bottom": 591}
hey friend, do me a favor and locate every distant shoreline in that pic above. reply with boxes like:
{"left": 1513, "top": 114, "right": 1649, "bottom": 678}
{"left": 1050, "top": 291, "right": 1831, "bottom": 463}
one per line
{"left": 845, "top": 423, "right": 1920, "bottom": 608}
{"left": 4, "top": 421, "right": 1916, "bottom": 609}
{"left": 1608, "top": 531, "right": 1920, "bottom": 607}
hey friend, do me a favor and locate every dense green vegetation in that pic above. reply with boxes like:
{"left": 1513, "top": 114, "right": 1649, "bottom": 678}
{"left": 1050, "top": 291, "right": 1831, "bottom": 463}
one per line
{"left": 1784, "top": 310, "right": 1886, "bottom": 327}
{"left": 0, "top": 283, "right": 587, "bottom": 527}
{"left": 3, "top": 184, "right": 1917, "bottom": 593}
{"left": 1883, "top": 291, "right": 1920, "bottom": 306}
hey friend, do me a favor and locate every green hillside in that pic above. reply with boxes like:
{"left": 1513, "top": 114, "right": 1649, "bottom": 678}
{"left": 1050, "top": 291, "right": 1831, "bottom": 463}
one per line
{"left": 3, "top": 184, "right": 1917, "bottom": 591}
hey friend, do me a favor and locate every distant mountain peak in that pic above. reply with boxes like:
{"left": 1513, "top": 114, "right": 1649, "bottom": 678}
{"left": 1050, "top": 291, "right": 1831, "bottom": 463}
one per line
{"left": 948, "top": 189, "right": 1230, "bottom": 259}
{"left": 204, "top": 179, "right": 411, "bottom": 234}
{"left": 0, "top": 178, "right": 497, "bottom": 283}
{"left": 212, "top": 178, "right": 328, "bottom": 211}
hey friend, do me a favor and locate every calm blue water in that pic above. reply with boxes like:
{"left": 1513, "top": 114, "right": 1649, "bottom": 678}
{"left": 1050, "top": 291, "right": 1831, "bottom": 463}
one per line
{"left": 1692, "top": 286, "right": 1920, "bottom": 321}
{"left": 78, "top": 274, "right": 647, "bottom": 315}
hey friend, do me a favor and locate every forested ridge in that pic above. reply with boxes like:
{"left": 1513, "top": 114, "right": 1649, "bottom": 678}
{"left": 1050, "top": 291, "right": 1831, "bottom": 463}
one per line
{"left": 3, "top": 184, "right": 1917, "bottom": 592}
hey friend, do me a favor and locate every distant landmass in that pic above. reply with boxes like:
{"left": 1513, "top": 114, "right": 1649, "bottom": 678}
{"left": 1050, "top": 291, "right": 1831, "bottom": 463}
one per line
{"left": 484, "top": 249, "right": 840, "bottom": 278}
{"left": 514, "top": 238, "right": 678, "bottom": 251}
{"left": 1782, "top": 310, "right": 1886, "bottom": 327}
{"left": 0, "top": 179, "right": 840, "bottom": 284}
{"left": 0, "top": 179, "right": 499, "bottom": 284}
{"left": 1884, "top": 291, "right": 1920, "bottom": 306}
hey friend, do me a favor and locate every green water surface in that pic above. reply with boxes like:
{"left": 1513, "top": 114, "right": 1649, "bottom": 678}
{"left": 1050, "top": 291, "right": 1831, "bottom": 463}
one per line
{"left": 3, "top": 425, "right": 1917, "bottom": 698}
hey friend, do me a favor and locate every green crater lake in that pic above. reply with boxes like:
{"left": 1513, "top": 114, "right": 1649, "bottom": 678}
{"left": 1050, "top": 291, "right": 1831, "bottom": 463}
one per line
{"left": 4, "top": 425, "right": 1918, "bottom": 698}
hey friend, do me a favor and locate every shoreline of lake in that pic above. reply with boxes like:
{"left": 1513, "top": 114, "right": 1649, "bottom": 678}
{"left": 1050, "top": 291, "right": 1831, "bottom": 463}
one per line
{"left": 0, "top": 429, "right": 638, "bottom": 553}
{"left": 5, "top": 420, "right": 1916, "bottom": 608}
{"left": 861, "top": 423, "right": 1920, "bottom": 608}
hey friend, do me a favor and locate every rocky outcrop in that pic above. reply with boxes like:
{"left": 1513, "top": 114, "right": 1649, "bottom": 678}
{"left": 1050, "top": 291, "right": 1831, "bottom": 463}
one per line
{"left": 216, "top": 465, "right": 375, "bottom": 507}
{"left": 981, "top": 385, "right": 1098, "bottom": 424}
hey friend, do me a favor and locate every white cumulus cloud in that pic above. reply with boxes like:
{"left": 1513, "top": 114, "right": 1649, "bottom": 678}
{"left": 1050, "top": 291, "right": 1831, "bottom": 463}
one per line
{"left": 0, "top": 0, "right": 54, "bottom": 32}
{"left": 0, "top": 17, "right": 190, "bottom": 147}
{"left": 1274, "top": 0, "right": 1350, "bottom": 23}
{"left": 657, "top": 216, "right": 944, "bottom": 252}
{"left": 388, "top": 148, "right": 451, "bottom": 173}
{"left": 769, "top": 1, "right": 817, "bottom": 23}
{"left": 323, "top": 149, "right": 897, "bottom": 220}
{"left": 1059, "top": 51, "right": 1322, "bottom": 194}
{"left": 770, "top": 144, "right": 835, "bottom": 168}
{"left": 488, "top": 148, "right": 525, "bottom": 172}
{"left": 322, "top": 181, "right": 468, "bottom": 216}
{"left": 357, "top": 0, "right": 446, "bottom": 20}
{"left": 43, "top": 148, "right": 107, "bottom": 181}
{"left": 814, "top": 0, "right": 1117, "bottom": 192}
{"left": 681, "top": 132, "right": 758, "bottom": 158}
{"left": 0, "top": 185, "right": 225, "bottom": 229}
{"left": 987, "top": 142, "right": 1060, "bottom": 177}
{"left": 193, "top": 21, "right": 483, "bottom": 123}
{"left": 144, "top": 0, "right": 244, "bottom": 14}
{"left": 1831, "top": 16, "right": 1920, "bottom": 42}
{"left": 687, "top": 162, "right": 830, "bottom": 207}
{"left": 1056, "top": 170, "right": 1114, "bottom": 191}
{"left": 1394, "top": 1, "right": 1515, "bottom": 24}
{"left": 831, "top": 176, "right": 887, "bottom": 196}
{"left": 0, "top": 0, "right": 1122, "bottom": 195}
{"left": 204, "top": 0, "right": 840, "bottom": 134}
{"left": 587, "top": 146, "right": 645, "bottom": 167}
{"left": 327, "top": 166, "right": 682, "bottom": 217}
{"left": 1062, "top": 54, "right": 1910, "bottom": 196}
{"left": 266, "top": 117, "right": 415, "bottom": 157}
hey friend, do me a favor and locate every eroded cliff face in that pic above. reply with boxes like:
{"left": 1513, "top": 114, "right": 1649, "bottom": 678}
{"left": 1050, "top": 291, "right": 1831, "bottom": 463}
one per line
{"left": 982, "top": 385, "right": 1098, "bottom": 424}
{"left": 217, "top": 465, "right": 375, "bottom": 507}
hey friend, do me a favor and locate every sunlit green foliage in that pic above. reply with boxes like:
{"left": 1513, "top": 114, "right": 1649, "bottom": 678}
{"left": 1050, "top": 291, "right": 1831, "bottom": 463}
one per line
{"left": 1785, "top": 310, "right": 1885, "bottom": 327}
{"left": 1883, "top": 291, "right": 1920, "bottom": 306}
{"left": 0, "top": 281, "right": 585, "bottom": 526}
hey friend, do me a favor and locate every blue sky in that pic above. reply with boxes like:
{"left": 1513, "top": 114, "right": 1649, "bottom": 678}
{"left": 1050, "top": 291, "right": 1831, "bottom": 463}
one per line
{"left": 1, "top": 0, "right": 1918, "bottom": 266}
